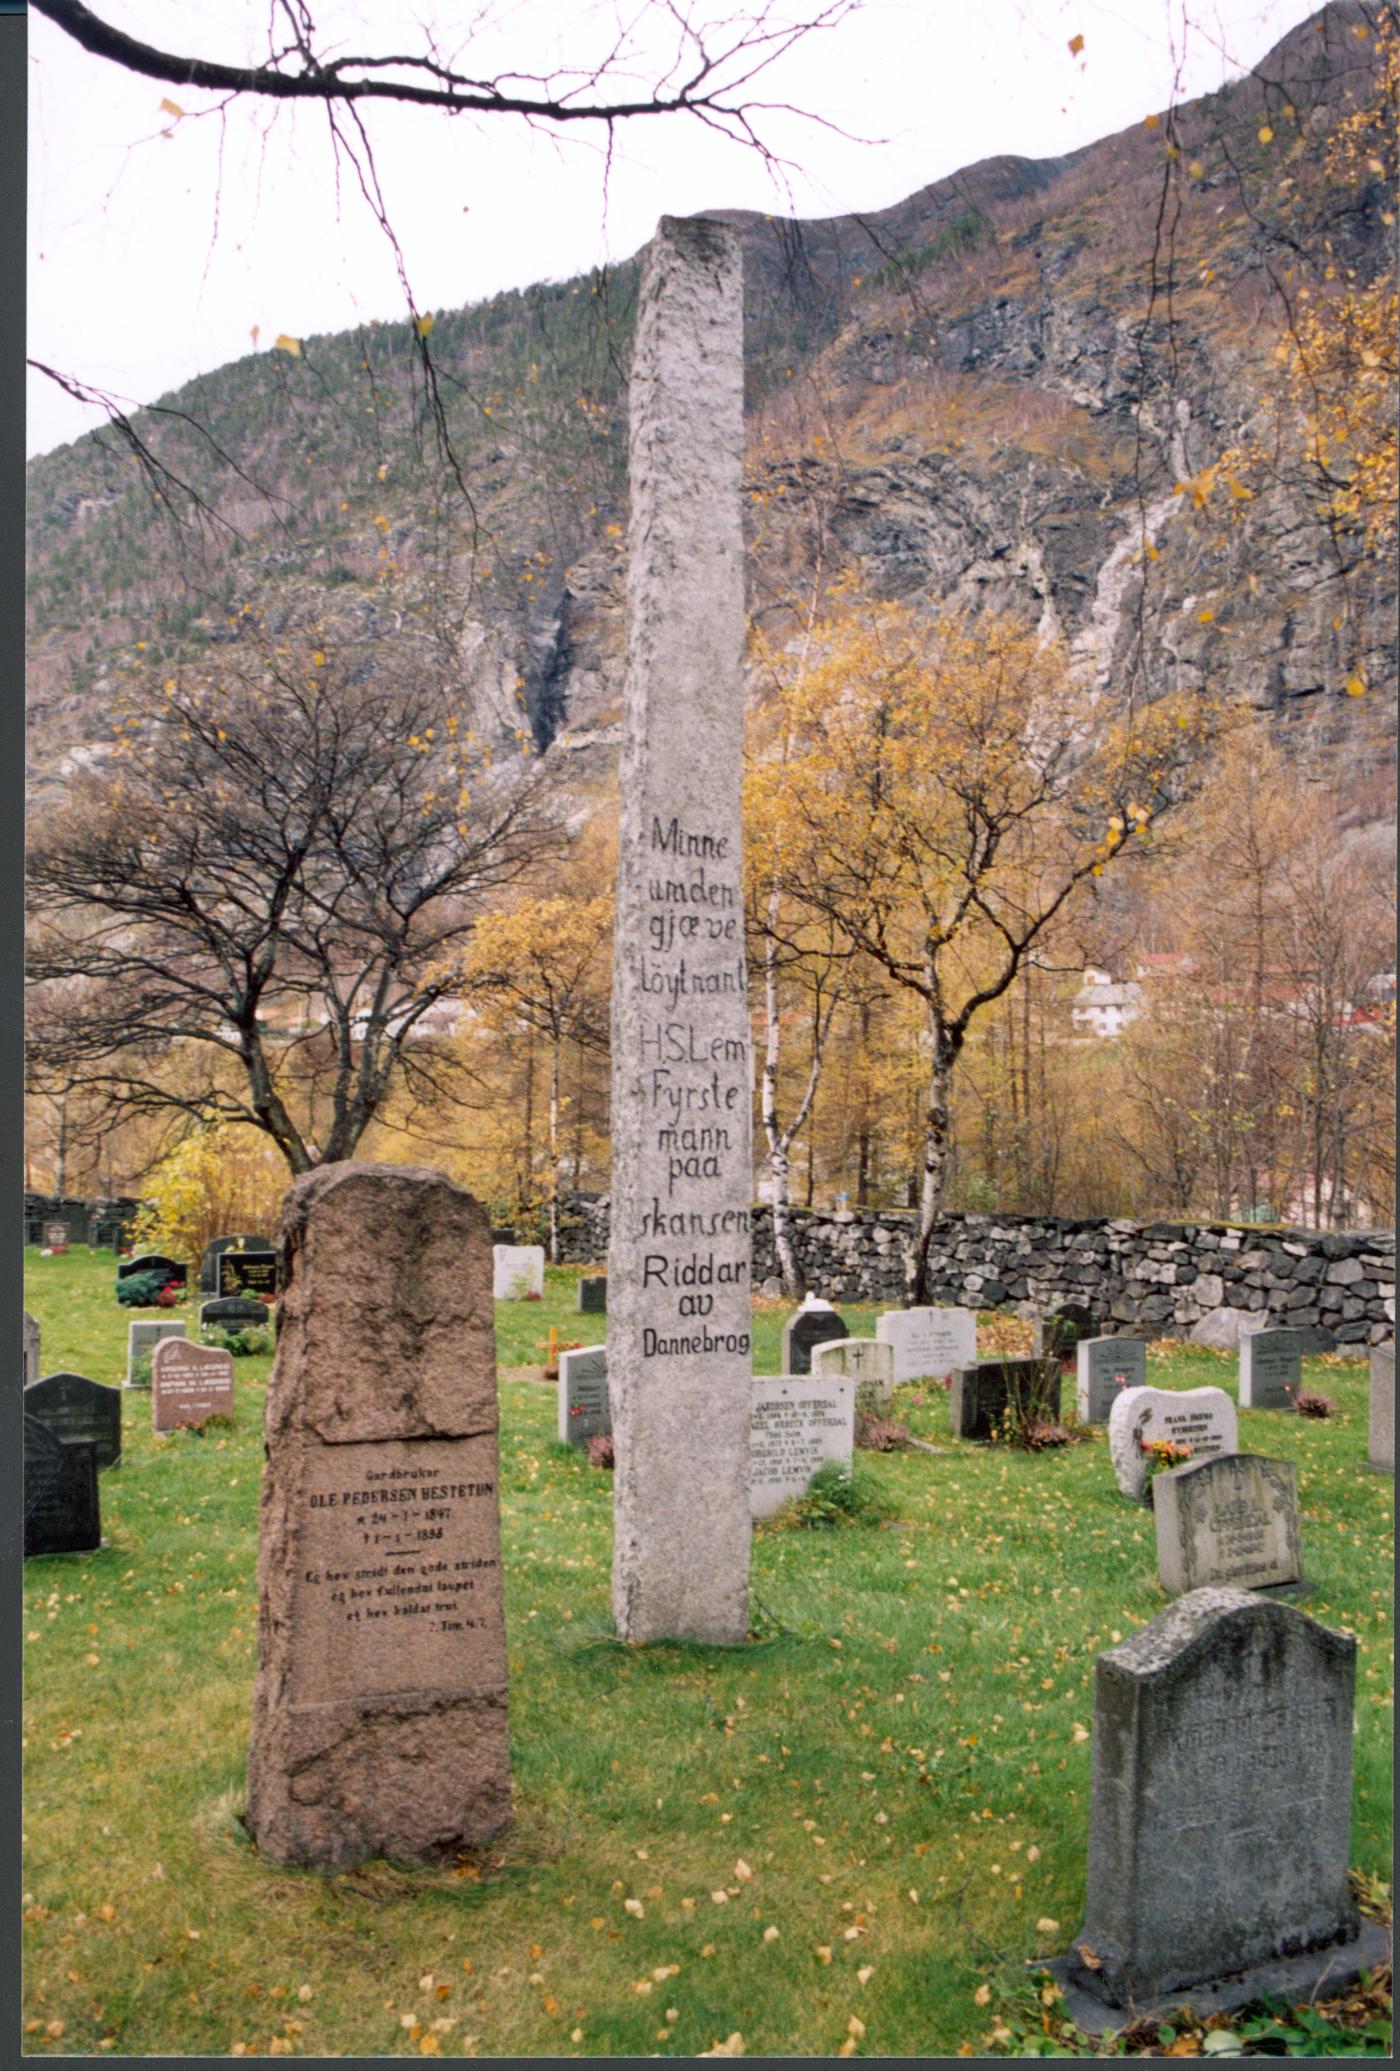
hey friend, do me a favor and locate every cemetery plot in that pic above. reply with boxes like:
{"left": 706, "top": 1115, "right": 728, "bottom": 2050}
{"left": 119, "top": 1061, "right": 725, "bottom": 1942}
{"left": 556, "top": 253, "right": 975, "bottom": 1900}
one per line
{"left": 558, "top": 1345, "right": 610, "bottom": 1446}
{"left": 1153, "top": 1452, "right": 1303, "bottom": 1594}
{"left": 1239, "top": 1327, "right": 1303, "bottom": 1410}
{"left": 25, "top": 1371, "right": 122, "bottom": 1469}
{"left": 24, "top": 1414, "right": 100, "bottom": 1556}
{"left": 576, "top": 1275, "right": 607, "bottom": 1314}
{"left": 749, "top": 1374, "right": 856, "bottom": 1519}
{"left": 117, "top": 1253, "right": 187, "bottom": 1289}
{"left": 200, "top": 1233, "right": 273, "bottom": 1292}
{"left": 949, "top": 1356, "right": 1060, "bottom": 1441}
{"left": 1075, "top": 1334, "right": 1146, "bottom": 1423}
{"left": 151, "top": 1338, "right": 235, "bottom": 1432}
{"left": 1050, "top": 1588, "right": 1387, "bottom": 2032}
{"left": 200, "top": 1296, "right": 271, "bottom": 1332}
{"left": 125, "top": 1317, "right": 187, "bottom": 1387}
{"left": 1109, "top": 1384, "right": 1238, "bottom": 1501}
{"left": 876, "top": 1306, "right": 976, "bottom": 1384}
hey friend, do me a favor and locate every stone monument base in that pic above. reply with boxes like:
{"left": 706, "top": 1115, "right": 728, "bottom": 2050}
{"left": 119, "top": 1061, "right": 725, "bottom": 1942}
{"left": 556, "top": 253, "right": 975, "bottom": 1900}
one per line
{"left": 1041, "top": 1920, "right": 1391, "bottom": 2042}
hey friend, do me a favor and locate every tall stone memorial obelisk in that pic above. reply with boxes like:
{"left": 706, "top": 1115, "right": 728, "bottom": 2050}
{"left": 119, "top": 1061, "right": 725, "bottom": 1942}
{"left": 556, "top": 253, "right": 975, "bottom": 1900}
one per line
{"left": 609, "top": 216, "right": 752, "bottom": 1644}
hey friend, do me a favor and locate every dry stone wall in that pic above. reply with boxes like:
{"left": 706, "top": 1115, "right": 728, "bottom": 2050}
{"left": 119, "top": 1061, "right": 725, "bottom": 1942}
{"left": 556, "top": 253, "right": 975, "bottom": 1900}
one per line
{"left": 550, "top": 1198, "right": 1394, "bottom": 1346}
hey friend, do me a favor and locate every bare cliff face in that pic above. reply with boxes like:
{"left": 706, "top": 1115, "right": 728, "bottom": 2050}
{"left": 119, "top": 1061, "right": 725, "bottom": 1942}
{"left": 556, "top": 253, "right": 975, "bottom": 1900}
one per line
{"left": 25, "top": 3, "right": 1395, "bottom": 832}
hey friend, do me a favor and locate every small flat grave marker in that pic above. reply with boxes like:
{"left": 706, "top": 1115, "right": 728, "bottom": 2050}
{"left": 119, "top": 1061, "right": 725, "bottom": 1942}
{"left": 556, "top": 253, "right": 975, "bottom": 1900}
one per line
{"left": 1076, "top": 1335, "right": 1147, "bottom": 1424}
{"left": 559, "top": 1345, "right": 610, "bottom": 1446}
{"left": 24, "top": 1415, "right": 100, "bottom": 1556}
{"left": 876, "top": 1306, "right": 977, "bottom": 1385}
{"left": 577, "top": 1275, "right": 608, "bottom": 1314}
{"left": 492, "top": 1244, "right": 545, "bottom": 1300}
{"left": 1369, "top": 1344, "right": 1394, "bottom": 1474}
{"left": 1238, "top": 1327, "right": 1302, "bottom": 1410}
{"left": 1109, "top": 1385, "right": 1238, "bottom": 1502}
{"left": 218, "top": 1248, "right": 278, "bottom": 1300}
{"left": 949, "top": 1356, "right": 1059, "bottom": 1441}
{"left": 812, "top": 1336, "right": 895, "bottom": 1413}
{"left": 23, "top": 1311, "right": 40, "bottom": 1387}
{"left": 1153, "top": 1452, "right": 1302, "bottom": 1595}
{"left": 1048, "top": 1588, "right": 1384, "bottom": 2033}
{"left": 151, "top": 1337, "right": 235, "bottom": 1432}
{"left": 126, "top": 1317, "right": 187, "bottom": 1388}
{"left": 25, "top": 1371, "right": 122, "bottom": 1470}
{"left": 749, "top": 1375, "right": 856, "bottom": 1520}
{"left": 780, "top": 1302, "right": 849, "bottom": 1376}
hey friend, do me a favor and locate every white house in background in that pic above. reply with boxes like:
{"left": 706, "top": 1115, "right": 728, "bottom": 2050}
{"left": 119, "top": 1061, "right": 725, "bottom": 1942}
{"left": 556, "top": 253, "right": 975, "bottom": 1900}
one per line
{"left": 1071, "top": 966, "right": 1144, "bottom": 1039}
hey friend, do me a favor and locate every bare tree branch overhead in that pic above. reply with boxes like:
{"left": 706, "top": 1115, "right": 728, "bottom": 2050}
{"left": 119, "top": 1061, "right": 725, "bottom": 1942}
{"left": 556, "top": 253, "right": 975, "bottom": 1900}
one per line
{"left": 32, "top": 0, "right": 862, "bottom": 130}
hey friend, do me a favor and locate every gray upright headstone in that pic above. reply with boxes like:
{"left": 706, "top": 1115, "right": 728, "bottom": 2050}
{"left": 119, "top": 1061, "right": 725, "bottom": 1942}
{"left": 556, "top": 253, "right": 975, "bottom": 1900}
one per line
{"left": 812, "top": 1336, "right": 895, "bottom": 1413}
{"left": 126, "top": 1317, "right": 188, "bottom": 1388}
{"left": 1368, "top": 1344, "right": 1394, "bottom": 1473}
{"left": 877, "top": 1306, "right": 977, "bottom": 1385}
{"left": 1050, "top": 1589, "right": 1384, "bottom": 2031}
{"left": 22, "top": 1311, "right": 40, "bottom": 1388}
{"left": 558, "top": 1345, "right": 610, "bottom": 1447}
{"left": 749, "top": 1375, "right": 856, "bottom": 1520}
{"left": 606, "top": 216, "right": 751, "bottom": 1645}
{"left": 577, "top": 1275, "right": 608, "bottom": 1315}
{"left": 1238, "top": 1328, "right": 1302, "bottom": 1410}
{"left": 1076, "top": 1336, "right": 1146, "bottom": 1424}
{"left": 1152, "top": 1452, "right": 1302, "bottom": 1595}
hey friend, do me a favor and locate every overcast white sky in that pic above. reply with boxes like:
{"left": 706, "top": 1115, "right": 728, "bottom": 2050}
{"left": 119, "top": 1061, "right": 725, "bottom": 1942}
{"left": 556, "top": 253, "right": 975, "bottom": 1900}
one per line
{"left": 27, "top": 0, "right": 1324, "bottom": 458}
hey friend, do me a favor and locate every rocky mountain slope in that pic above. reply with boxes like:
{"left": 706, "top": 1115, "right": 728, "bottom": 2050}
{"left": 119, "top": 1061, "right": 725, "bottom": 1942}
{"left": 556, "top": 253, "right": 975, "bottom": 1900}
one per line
{"left": 25, "top": 2, "right": 1396, "bottom": 835}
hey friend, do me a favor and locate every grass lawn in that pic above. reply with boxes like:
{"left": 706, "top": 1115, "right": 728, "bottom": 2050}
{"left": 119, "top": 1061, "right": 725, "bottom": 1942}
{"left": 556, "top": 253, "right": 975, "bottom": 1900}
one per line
{"left": 23, "top": 1248, "right": 1393, "bottom": 2058}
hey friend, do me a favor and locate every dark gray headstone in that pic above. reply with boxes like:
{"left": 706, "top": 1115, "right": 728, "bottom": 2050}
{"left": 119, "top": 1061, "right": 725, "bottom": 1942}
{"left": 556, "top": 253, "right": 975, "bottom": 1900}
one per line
{"left": 1037, "top": 1305, "right": 1096, "bottom": 1360}
{"left": 949, "top": 1357, "right": 1060, "bottom": 1441}
{"left": 1053, "top": 1589, "right": 1377, "bottom": 2030}
{"left": 1369, "top": 1344, "right": 1394, "bottom": 1474}
{"left": 1076, "top": 1336, "right": 1147, "bottom": 1423}
{"left": 218, "top": 1249, "right": 277, "bottom": 1300}
{"left": 577, "top": 1275, "right": 608, "bottom": 1314}
{"left": 200, "top": 1295, "right": 271, "bottom": 1331}
{"left": 1239, "top": 1328, "right": 1302, "bottom": 1410}
{"left": 23, "top": 1311, "right": 40, "bottom": 1388}
{"left": 24, "top": 1415, "right": 100, "bottom": 1556}
{"left": 200, "top": 1233, "right": 274, "bottom": 1292}
{"left": 1153, "top": 1453, "right": 1302, "bottom": 1594}
{"left": 116, "top": 1252, "right": 187, "bottom": 1288}
{"left": 780, "top": 1305, "right": 849, "bottom": 1377}
{"left": 24, "top": 1371, "right": 122, "bottom": 1470}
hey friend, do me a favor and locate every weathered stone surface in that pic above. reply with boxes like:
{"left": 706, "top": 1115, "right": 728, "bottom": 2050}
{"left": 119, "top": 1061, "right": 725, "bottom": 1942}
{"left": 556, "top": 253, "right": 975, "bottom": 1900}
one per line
{"left": 1238, "top": 1328, "right": 1302, "bottom": 1411}
{"left": 247, "top": 1162, "right": 509, "bottom": 1869}
{"left": 492, "top": 1245, "right": 545, "bottom": 1300}
{"left": 1368, "top": 1344, "right": 1394, "bottom": 1473}
{"left": 781, "top": 1301, "right": 849, "bottom": 1375}
{"left": 949, "top": 1357, "right": 1060, "bottom": 1441}
{"left": 125, "top": 1317, "right": 187, "bottom": 1387}
{"left": 607, "top": 217, "right": 752, "bottom": 1645}
{"left": 152, "top": 1337, "right": 235, "bottom": 1432}
{"left": 25, "top": 1371, "right": 122, "bottom": 1469}
{"left": 1060, "top": 1589, "right": 1365, "bottom": 2017}
{"left": 577, "top": 1275, "right": 608, "bottom": 1314}
{"left": 23, "top": 1311, "right": 40, "bottom": 1387}
{"left": 877, "top": 1306, "right": 977, "bottom": 1384}
{"left": 559, "top": 1345, "right": 610, "bottom": 1447}
{"left": 749, "top": 1375, "right": 855, "bottom": 1519}
{"left": 1153, "top": 1453, "right": 1302, "bottom": 1594}
{"left": 1108, "top": 1386, "right": 1238, "bottom": 1502}
{"left": 1187, "top": 1304, "right": 1268, "bottom": 1351}
{"left": 24, "top": 1414, "right": 100, "bottom": 1556}
{"left": 812, "top": 1336, "right": 895, "bottom": 1412}
{"left": 1076, "top": 1336, "right": 1146, "bottom": 1424}
{"left": 218, "top": 1248, "right": 278, "bottom": 1300}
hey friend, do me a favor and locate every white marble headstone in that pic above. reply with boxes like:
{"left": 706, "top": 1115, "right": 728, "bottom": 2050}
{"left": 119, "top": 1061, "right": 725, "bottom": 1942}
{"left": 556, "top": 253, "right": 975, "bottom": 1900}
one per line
{"left": 749, "top": 1375, "right": 856, "bottom": 1520}
{"left": 491, "top": 1245, "right": 545, "bottom": 1300}
{"left": 558, "top": 1344, "right": 610, "bottom": 1447}
{"left": 876, "top": 1306, "right": 977, "bottom": 1385}
{"left": 812, "top": 1336, "right": 896, "bottom": 1412}
{"left": 1108, "top": 1384, "right": 1238, "bottom": 1502}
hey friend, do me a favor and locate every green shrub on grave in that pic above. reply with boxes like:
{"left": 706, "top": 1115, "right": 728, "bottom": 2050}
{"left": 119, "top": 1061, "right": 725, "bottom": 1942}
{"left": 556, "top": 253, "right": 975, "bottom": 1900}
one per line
{"left": 200, "top": 1324, "right": 273, "bottom": 1358}
{"left": 116, "top": 1270, "right": 175, "bottom": 1309}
